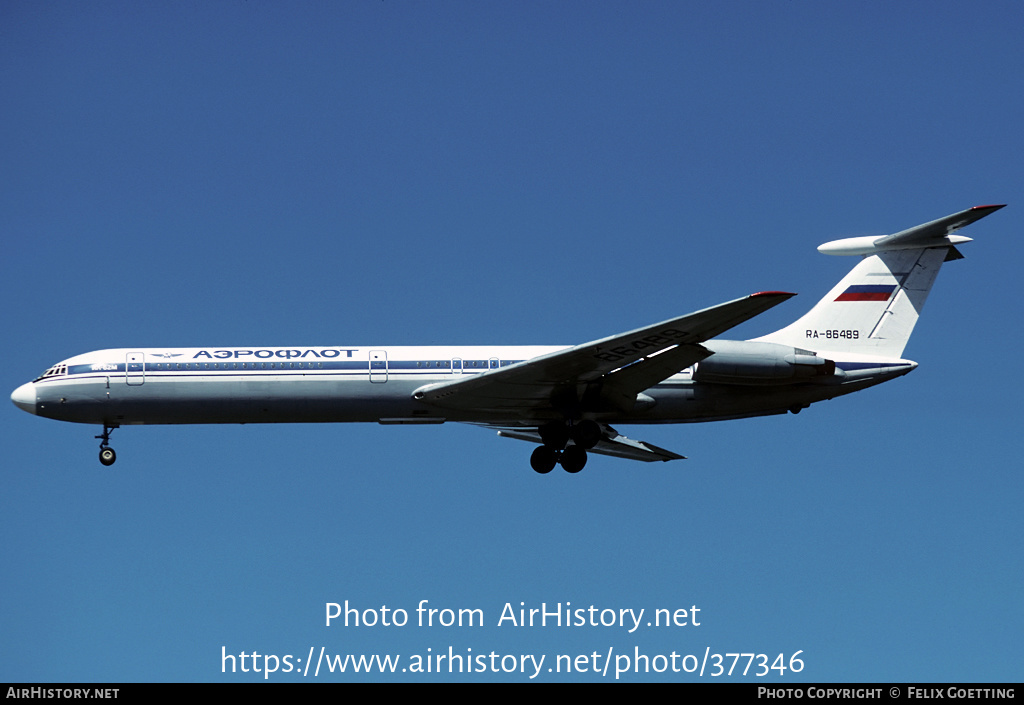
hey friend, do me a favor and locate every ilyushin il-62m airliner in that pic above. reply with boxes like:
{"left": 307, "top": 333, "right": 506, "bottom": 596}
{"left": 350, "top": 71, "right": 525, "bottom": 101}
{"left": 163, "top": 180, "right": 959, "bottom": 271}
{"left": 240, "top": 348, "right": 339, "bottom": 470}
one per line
{"left": 11, "top": 205, "right": 1004, "bottom": 473}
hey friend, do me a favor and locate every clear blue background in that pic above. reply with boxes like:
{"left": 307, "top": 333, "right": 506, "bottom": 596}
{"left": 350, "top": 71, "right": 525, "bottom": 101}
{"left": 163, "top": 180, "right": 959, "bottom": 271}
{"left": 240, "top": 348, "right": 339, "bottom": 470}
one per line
{"left": 3, "top": 1, "right": 1021, "bottom": 682}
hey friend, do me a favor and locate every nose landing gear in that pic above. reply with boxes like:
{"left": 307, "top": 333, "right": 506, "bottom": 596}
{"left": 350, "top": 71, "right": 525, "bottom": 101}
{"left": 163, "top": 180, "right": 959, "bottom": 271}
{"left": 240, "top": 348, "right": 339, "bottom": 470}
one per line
{"left": 95, "top": 425, "right": 118, "bottom": 466}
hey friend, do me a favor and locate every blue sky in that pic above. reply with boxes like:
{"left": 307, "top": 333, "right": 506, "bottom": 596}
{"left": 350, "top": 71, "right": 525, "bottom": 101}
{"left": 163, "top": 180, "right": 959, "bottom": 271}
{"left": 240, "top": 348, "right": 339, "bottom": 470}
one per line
{"left": 2, "top": 1, "right": 1021, "bottom": 682}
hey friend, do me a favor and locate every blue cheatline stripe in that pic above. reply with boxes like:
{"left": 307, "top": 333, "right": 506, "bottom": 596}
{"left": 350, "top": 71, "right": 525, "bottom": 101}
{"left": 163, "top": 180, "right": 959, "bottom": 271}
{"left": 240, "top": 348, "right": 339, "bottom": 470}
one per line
{"left": 61, "top": 359, "right": 526, "bottom": 378}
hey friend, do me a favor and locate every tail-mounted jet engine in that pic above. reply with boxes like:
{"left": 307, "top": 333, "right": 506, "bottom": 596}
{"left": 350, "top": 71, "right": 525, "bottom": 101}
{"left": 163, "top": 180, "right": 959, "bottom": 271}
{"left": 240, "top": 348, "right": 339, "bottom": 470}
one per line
{"left": 694, "top": 341, "right": 837, "bottom": 385}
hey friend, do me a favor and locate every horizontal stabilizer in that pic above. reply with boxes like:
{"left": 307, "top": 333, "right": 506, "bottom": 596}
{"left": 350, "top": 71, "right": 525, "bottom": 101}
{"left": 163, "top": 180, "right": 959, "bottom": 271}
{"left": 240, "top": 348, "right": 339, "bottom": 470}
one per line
{"left": 818, "top": 204, "right": 1005, "bottom": 256}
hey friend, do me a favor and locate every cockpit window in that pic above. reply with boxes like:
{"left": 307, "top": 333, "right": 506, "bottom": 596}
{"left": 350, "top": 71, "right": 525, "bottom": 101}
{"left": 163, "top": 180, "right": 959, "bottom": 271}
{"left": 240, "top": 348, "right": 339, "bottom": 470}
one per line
{"left": 33, "top": 363, "right": 68, "bottom": 382}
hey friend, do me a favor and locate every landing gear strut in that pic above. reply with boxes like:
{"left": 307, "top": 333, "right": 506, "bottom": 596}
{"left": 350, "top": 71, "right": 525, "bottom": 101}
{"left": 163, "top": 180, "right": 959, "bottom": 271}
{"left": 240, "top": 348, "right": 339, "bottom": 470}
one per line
{"left": 95, "top": 424, "right": 118, "bottom": 466}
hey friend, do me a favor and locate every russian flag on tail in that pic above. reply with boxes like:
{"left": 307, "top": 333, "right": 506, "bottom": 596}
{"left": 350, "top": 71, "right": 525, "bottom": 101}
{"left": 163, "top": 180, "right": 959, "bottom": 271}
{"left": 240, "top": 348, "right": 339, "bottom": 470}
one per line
{"left": 834, "top": 284, "right": 896, "bottom": 302}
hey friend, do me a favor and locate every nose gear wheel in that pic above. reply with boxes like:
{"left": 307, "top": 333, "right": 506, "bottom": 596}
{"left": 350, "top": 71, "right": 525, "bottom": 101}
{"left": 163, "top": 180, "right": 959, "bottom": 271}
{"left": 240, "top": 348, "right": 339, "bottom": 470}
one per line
{"left": 95, "top": 425, "right": 118, "bottom": 466}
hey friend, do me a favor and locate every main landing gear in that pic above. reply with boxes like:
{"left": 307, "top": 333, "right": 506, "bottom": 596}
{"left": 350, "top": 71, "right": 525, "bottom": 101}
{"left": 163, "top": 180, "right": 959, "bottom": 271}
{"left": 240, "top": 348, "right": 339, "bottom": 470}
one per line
{"left": 529, "top": 420, "right": 603, "bottom": 474}
{"left": 95, "top": 424, "right": 118, "bottom": 466}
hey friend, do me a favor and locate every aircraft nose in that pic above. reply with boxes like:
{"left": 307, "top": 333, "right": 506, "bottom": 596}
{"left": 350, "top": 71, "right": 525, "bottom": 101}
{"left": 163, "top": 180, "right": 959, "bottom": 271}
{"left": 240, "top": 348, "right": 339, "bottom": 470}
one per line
{"left": 11, "top": 383, "right": 37, "bottom": 415}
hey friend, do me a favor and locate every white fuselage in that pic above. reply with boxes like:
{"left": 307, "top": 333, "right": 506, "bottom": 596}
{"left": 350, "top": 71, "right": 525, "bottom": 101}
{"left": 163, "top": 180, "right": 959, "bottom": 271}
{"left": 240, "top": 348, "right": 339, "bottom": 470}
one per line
{"left": 12, "top": 342, "right": 914, "bottom": 429}
{"left": 10, "top": 205, "right": 999, "bottom": 469}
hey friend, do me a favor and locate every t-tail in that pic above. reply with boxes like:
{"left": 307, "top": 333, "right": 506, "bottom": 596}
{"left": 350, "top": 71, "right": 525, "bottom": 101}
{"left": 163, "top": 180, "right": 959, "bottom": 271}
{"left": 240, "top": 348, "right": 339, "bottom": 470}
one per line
{"left": 755, "top": 205, "right": 1005, "bottom": 359}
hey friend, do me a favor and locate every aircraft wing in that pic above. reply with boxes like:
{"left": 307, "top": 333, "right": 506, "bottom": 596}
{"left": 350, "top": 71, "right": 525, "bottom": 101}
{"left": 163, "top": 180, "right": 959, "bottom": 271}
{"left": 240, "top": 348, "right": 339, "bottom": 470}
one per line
{"left": 412, "top": 291, "right": 795, "bottom": 416}
{"left": 494, "top": 424, "right": 686, "bottom": 462}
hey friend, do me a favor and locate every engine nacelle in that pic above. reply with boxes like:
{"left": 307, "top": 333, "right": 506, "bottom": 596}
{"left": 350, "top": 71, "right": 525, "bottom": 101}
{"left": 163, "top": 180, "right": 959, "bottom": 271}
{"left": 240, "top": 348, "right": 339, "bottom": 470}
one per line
{"left": 693, "top": 340, "right": 836, "bottom": 385}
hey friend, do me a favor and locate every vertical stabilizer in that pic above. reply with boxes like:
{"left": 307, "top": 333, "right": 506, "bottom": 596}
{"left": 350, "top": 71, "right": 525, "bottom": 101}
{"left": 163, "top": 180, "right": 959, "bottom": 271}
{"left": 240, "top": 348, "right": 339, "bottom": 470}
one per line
{"left": 755, "top": 248, "right": 947, "bottom": 359}
{"left": 756, "top": 205, "right": 1003, "bottom": 359}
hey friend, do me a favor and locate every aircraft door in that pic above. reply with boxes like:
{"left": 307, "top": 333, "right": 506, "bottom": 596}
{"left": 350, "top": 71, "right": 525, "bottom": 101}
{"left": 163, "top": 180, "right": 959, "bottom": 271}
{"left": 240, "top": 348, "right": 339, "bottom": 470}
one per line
{"left": 126, "top": 352, "right": 145, "bottom": 386}
{"left": 369, "top": 350, "right": 388, "bottom": 383}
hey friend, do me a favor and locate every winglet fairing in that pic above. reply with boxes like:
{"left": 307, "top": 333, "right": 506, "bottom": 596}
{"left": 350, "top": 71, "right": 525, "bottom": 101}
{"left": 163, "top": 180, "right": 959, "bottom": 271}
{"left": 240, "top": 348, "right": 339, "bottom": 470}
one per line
{"left": 11, "top": 205, "right": 1003, "bottom": 473}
